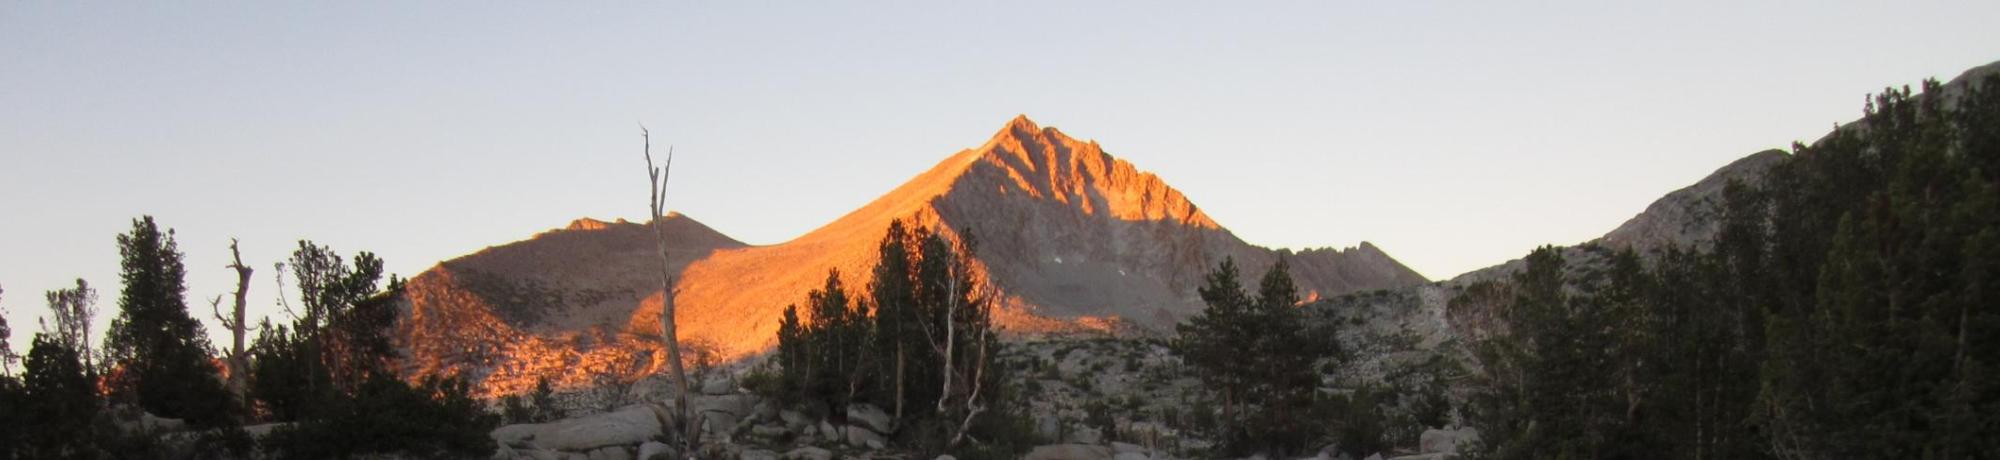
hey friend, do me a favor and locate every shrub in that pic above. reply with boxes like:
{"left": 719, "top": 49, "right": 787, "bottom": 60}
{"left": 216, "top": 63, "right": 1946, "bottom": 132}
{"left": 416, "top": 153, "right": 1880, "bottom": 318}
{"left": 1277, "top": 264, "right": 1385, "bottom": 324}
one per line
{"left": 1083, "top": 399, "right": 1114, "bottom": 434}
{"left": 261, "top": 374, "right": 498, "bottom": 459}
{"left": 1324, "top": 387, "right": 1389, "bottom": 458}
{"left": 740, "top": 364, "right": 787, "bottom": 404}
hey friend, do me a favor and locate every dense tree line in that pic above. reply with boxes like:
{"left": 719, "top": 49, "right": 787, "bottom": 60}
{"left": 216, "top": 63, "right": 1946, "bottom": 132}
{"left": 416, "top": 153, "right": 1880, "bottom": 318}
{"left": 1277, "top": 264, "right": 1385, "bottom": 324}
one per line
{"left": 253, "top": 240, "right": 498, "bottom": 458}
{"left": 0, "top": 216, "right": 495, "bottom": 459}
{"left": 1172, "top": 256, "right": 1336, "bottom": 457}
{"left": 773, "top": 219, "right": 1036, "bottom": 458}
{"left": 1465, "top": 74, "right": 2000, "bottom": 459}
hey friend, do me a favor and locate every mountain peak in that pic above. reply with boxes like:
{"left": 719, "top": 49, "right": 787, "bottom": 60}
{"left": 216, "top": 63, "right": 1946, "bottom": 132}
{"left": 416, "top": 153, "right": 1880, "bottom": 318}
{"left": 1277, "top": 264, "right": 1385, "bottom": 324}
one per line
{"left": 1006, "top": 113, "right": 1041, "bottom": 131}
{"left": 953, "top": 116, "right": 1218, "bottom": 229}
{"left": 564, "top": 217, "right": 615, "bottom": 231}
{"left": 984, "top": 114, "right": 1055, "bottom": 149}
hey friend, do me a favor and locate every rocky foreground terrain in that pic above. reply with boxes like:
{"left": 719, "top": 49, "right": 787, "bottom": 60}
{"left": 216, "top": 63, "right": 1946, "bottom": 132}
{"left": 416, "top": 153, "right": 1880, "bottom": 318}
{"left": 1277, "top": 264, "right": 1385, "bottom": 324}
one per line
{"left": 483, "top": 330, "right": 1476, "bottom": 460}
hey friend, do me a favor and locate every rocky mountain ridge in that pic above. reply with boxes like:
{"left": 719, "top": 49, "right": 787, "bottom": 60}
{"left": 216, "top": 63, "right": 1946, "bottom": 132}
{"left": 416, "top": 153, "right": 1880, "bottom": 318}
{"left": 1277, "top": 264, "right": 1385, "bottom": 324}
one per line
{"left": 394, "top": 115, "right": 1428, "bottom": 395}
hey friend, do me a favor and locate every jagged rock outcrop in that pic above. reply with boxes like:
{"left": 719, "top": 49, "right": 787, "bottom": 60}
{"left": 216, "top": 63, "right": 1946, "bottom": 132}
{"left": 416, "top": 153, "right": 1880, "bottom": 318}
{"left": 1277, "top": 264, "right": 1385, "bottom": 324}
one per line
{"left": 1595, "top": 149, "right": 1788, "bottom": 253}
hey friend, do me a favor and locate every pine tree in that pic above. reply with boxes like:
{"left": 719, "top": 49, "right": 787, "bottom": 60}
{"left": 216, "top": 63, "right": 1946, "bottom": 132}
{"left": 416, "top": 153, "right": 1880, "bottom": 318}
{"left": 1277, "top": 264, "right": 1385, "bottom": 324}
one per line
{"left": 776, "top": 302, "right": 807, "bottom": 404}
{"left": 1468, "top": 246, "right": 1596, "bottom": 459}
{"left": 783, "top": 269, "right": 873, "bottom": 423}
{"left": 1747, "top": 76, "right": 2000, "bottom": 457}
{"left": 0, "top": 371, "right": 19, "bottom": 460}
{"left": 1173, "top": 256, "right": 1328, "bottom": 457}
{"left": 287, "top": 241, "right": 393, "bottom": 394}
{"left": 870, "top": 219, "right": 921, "bottom": 420}
{"left": 102, "top": 215, "right": 234, "bottom": 427}
{"left": 21, "top": 333, "right": 98, "bottom": 457}
{"left": 1173, "top": 257, "right": 1253, "bottom": 433}
{"left": 1242, "top": 255, "right": 1322, "bottom": 455}
{"left": 913, "top": 227, "right": 1001, "bottom": 450}
{"left": 251, "top": 240, "right": 394, "bottom": 421}
{"left": 251, "top": 319, "right": 319, "bottom": 420}
{"left": 530, "top": 376, "right": 560, "bottom": 422}
{"left": 775, "top": 223, "right": 1014, "bottom": 454}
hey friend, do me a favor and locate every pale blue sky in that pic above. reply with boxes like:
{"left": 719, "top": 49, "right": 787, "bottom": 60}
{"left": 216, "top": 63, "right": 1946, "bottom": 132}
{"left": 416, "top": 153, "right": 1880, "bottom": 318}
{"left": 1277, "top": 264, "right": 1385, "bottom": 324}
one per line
{"left": 2, "top": 2, "right": 1996, "bottom": 351}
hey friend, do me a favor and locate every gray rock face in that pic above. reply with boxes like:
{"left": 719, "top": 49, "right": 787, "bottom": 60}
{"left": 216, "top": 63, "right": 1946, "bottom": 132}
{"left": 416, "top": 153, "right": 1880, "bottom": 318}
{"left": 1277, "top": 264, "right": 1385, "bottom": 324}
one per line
{"left": 702, "top": 411, "right": 741, "bottom": 438}
{"left": 935, "top": 118, "right": 1428, "bottom": 331}
{"left": 496, "top": 447, "right": 573, "bottom": 460}
{"left": 783, "top": 446, "right": 833, "bottom": 460}
{"left": 702, "top": 377, "right": 735, "bottom": 396}
{"left": 816, "top": 420, "right": 838, "bottom": 441}
{"left": 115, "top": 411, "right": 187, "bottom": 434}
{"left": 490, "top": 404, "right": 663, "bottom": 452}
{"left": 845, "top": 425, "right": 887, "bottom": 449}
{"left": 749, "top": 423, "right": 789, "bottom": 439}
{"left": 846, "top": 403, "right": 893, "bottom": 434}
{"left": 738, "top": 449, "right": 780, "bottom": 460}
{"left": 1419, "top": 427, "right": 1478, "bottom": 455}
{"left": 587, "top": 446, "right": 633, "bottom": 460}
{"left": 779, "top": 410, "right": 810, "bottom": 431}
{"left": 692, "top": 394, "right": 754, "bottom": 418}
{"left": 1384, "top": 455, "right": 1451, "bottom": 460}
{"left": 637, "top": 441, "right": 674, "bottom": 460}
{"left": 691, "top": 394, "right": 754, "bottom": 438}
{"left": 1066, "top": 425, "right": 1103, "bottom": 445}
{"left": 1035, "top": 413, "right": 1063, "bottom": 440}
{"left": 1023, "top": 444, "right": 1115, "bottom": 460}
{"left": 1453, "top": 148, "right": 1790, "bottom": 286}
{"left": 243, "top": 422, "right": 291, "bottom": 438}
{"left": 1597, "top": 149, "right": 1788, "bottom": 254}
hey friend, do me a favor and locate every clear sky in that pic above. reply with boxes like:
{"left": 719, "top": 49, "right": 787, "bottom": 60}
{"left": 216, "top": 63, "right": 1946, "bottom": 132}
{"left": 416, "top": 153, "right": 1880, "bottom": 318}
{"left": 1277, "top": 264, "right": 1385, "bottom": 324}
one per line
{"left": 2, "top": 2, "right": 1996, "bottom": 352}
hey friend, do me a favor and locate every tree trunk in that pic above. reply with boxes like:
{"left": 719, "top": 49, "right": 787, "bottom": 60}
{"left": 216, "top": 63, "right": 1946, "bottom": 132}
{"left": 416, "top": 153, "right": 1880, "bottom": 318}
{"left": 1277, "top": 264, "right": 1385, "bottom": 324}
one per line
{"left": 642, "top": 128, "right": 695, "bottom": 454}
{"left": 211, "top": 239, "right": 255, "bottom": 399}
{"left": 894, "top": 343, "right": 905, "bottom": 420}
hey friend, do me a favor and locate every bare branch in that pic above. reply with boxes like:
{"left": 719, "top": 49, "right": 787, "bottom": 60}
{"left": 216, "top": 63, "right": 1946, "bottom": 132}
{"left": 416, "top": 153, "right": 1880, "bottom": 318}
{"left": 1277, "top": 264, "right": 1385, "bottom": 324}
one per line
{"left": 274, "top": 261, "right": 299, "bottom": 322}
{"left": 210, "top": 295, "right": 235, "bottom": 329}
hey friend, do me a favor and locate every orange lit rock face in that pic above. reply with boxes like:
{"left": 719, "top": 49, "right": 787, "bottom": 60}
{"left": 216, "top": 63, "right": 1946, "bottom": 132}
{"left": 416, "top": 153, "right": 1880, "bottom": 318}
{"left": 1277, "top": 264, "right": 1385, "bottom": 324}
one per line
{"left": 395, "top": 115, "right": 1428, "bottom": 397}
{"left": 395, "top": 215, "right": 743, "bottom": 397}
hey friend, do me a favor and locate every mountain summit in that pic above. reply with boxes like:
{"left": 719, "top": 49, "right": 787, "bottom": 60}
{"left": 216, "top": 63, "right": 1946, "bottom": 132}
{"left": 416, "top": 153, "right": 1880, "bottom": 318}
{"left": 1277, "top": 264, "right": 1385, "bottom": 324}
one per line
{"left": 664, "top": 115, "right": 1426, "bottom": 352}
{"left": 395, "top": 116, "right": 1427, "bottom": 395}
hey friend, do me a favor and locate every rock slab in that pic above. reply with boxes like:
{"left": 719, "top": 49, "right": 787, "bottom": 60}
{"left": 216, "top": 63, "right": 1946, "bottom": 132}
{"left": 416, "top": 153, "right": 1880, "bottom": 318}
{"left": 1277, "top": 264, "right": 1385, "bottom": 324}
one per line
{"left": 1024, "top": 444, "right": 1115, "bottom": 460}
{"left": 491, "top": 404, "right": 664, "bottom": 452}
